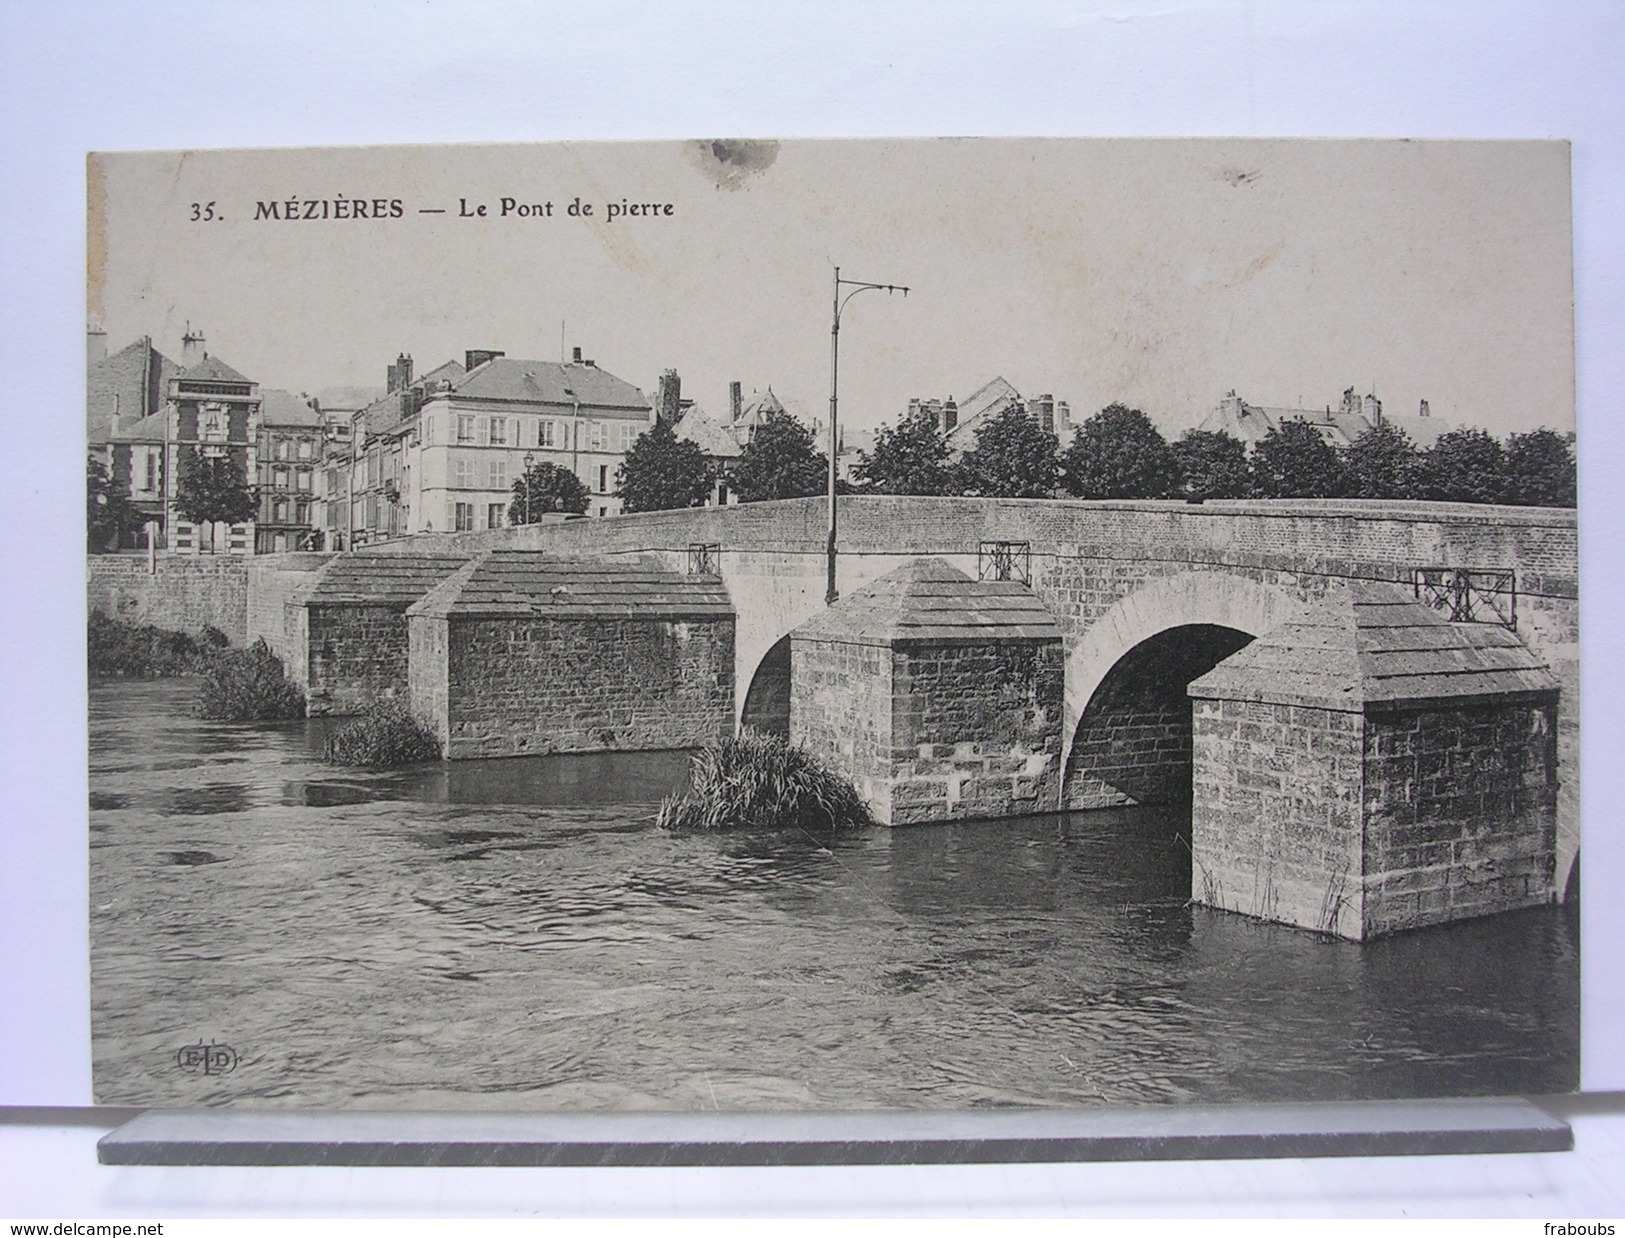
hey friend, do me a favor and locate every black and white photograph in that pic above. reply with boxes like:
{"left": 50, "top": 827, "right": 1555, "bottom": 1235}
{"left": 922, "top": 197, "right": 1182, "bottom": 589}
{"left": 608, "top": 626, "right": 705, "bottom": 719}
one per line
{"left": 82, "top": 136, "right": 1581, "bottom": 1114}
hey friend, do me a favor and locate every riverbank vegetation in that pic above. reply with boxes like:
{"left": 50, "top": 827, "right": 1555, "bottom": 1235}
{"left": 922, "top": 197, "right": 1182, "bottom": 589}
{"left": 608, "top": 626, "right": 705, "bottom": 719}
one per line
{"left": 656, "top": 732, "right": 873, "bottom": 833}
{"left": 194, "top": 639, "right": 306, "bottom": 721}
{"left": 325, "top": 704, "right": 442, "bottom": 766}
{"left": 88, "top": 611, "right": 229, "bottom": 679}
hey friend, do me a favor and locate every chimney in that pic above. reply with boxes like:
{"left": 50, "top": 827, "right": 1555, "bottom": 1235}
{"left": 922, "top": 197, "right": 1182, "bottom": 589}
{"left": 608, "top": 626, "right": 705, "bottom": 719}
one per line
{"left": 656, "top": 369, "right": 682, "bottom": 427}
{"left": 729, "top": 381, "right": 742, "bottom": 422}
{"left": 943, "top": 397, "right": 958, "bottom": 435}
{"left": 464, "top": 349, "right": 504, "bottom": 372}
{"left": 572, "top": 346, "right": 583, "bottom": 364}
{"left": 87, "top": 324, "right": 107, "bottom": 367}
{"left": 1419, "top": 398, "right": 1431, "bottom": 418}
{"left": 181, "top": 325, "right": 206, "bottom": 368}
{"left": 387, "top": 352, "right": 413, "bottom": 393}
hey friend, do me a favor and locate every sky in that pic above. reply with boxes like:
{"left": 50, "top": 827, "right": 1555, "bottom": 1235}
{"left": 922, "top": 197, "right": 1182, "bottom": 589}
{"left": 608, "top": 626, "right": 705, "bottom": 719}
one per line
{"left": 91, "top": 137, "right": 1575, "bottom": 440}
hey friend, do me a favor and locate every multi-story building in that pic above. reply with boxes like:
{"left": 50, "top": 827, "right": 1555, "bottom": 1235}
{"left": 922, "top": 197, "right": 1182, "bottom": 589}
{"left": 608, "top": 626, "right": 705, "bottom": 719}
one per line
{"left": 255, "top": 389, "right": 323, "bottom": 552}
{"left": 92, "top": 327, "right": 260, "bottom": 552}
{"left": 345, "top": 356, "right": 465, "bottom": 546}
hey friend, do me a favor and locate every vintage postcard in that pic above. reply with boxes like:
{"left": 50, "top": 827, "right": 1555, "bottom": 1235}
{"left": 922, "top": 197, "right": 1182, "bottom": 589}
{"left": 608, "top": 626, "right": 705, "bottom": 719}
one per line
{"left": 86, "top": 138, "right": 1578, "bottom": 1110}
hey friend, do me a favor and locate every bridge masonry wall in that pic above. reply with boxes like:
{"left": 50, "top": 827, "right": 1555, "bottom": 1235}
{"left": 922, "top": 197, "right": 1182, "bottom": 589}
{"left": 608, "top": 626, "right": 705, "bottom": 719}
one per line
{"left": 345, "top": 496, "right": 1580, "bottom": 883}
{"left": 411, "top": 615, "right": 735, "bottom": 759}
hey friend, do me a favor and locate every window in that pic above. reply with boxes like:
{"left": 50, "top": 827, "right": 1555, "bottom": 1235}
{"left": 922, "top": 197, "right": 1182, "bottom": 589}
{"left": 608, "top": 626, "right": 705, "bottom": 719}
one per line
{"left": 275, "top": 439, "right": 291, "bottom": 461}
{"left": 538, "top": 420, "right": 556, "bottom": 448}
{"left": 366, "top": 451, "right": 381, "bottom": 487}
{"left": 586, "top": 422, "right": 605, "bottom": 451}
{"left": 142, "top": 450, "right": 158, "bottom": 493}
{"left": 296, "top": 470, "right": 312, "bottom": 492}
{"left": 456, "top": 414, "right": 476, "bottom": 443}
{"left": 453, "top": 457, "right": 477, "bottom": 489}
{"left": 489, "top": 417, "right": 508, "bottom": 445}
{"left": 598, "top": 464, "right": 608, "bottom": 492}
{"left": 297, "top": 438, "right": 313, "bottom": 460}
{"left": 423, "top": 416, "right": 434, "bottom": 446}
{"left": 489, "top": 460, "right": 507, "bottom": 490}
{"left": 454, "top": 502, "right": 475, "bottom": 532}
{"left": 619, "top": 422, "right": 641, "bottom": 451}
{"left": 598, "top": 505, "right": 608, "bottom": 517}
{"left": 272, "top": 466, "right": 289, "bottom": 489}
{"left": 200, "top": 405, "right": 227, "bottom": 444}
{"left": 488, "top": 503, "right": 506, "bottom": 529}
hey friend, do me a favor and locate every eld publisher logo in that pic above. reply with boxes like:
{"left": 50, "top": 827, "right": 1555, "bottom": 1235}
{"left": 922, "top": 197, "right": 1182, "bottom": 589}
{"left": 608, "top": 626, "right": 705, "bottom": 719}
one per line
{"left": 174, "top": 1039, "right": 237, "bottom": 1076}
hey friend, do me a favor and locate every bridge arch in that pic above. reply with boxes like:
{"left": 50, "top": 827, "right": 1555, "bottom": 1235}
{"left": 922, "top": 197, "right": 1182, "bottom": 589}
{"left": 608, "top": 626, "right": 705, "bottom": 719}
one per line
{"left": 1062, "top": 571, "right": 1304, "bottom": 808}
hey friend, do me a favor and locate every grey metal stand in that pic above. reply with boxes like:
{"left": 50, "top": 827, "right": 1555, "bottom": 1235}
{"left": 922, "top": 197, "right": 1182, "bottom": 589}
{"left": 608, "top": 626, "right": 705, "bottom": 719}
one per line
{"left": 98, "top": 1097, "right": 1571, "bottom": 1166}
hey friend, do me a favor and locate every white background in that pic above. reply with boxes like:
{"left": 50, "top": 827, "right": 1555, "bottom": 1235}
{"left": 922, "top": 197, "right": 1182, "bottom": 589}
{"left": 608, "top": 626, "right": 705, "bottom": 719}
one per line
{"left": 1, "top": 0, "right": 1621, "bottom": 1217}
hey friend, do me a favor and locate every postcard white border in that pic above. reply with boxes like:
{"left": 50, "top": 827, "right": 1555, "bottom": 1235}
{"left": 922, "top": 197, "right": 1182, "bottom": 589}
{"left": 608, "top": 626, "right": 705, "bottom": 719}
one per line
{"left": 2, "top": 0, "right": 1620, "bottom": 1134}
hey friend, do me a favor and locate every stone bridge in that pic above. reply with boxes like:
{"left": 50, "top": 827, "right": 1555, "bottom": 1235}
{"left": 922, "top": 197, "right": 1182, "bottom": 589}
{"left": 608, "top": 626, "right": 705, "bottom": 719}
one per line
{"left": 428, "top": 495, "right": 1579, "bottom": 895}
{"left": 245, "top": 495, "right": 1577, "bottom": 917}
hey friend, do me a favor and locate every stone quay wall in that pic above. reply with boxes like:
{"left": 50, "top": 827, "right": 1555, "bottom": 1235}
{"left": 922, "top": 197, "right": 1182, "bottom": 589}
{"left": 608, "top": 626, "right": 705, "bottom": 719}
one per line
{"left": 414, "top": 614, "right": 736, "bottom": 759}
{"left": 307, "top": 603, "right": 414, "bottom": 715}
{"left": 87, "top": 553, "right": 250, "bottom": 643}
{"left": 1360, "top": 699, "right": 1558, "bottom": 937}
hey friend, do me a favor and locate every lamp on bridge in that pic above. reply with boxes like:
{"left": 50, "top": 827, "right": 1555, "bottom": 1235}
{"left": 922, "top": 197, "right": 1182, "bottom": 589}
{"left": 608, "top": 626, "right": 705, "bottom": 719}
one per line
{"left": 827, "top": 265, "right": 908, "bottom": 604}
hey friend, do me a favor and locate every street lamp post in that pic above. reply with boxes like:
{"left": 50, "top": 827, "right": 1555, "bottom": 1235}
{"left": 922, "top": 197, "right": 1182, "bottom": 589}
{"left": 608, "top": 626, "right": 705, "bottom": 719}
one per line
{"left": 523, "top": 451, "right": 535, "bottom": 524}
{"left": 827, "top": 265, "right": 908, "bottom": 604}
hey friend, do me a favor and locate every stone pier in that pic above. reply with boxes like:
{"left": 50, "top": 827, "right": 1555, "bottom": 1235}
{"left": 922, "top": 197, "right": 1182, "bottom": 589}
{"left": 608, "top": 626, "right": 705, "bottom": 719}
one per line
{"left": 1188, "top": 583, "right": 1559, "bottom": 940}
{"left": 789, "top": 559, "right": 1064, "bottom": 825}
{"left": 302, "top": 550, "right": 471, "bottom": 715}
{"left": 406, "top": 551, "right": 735, "bottom": 759}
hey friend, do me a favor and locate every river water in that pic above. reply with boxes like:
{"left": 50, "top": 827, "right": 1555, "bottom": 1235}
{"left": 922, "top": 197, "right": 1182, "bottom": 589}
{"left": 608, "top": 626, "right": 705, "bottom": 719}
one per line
{"left": 89, "top": 679, "right": 1579, "bottom": 1111}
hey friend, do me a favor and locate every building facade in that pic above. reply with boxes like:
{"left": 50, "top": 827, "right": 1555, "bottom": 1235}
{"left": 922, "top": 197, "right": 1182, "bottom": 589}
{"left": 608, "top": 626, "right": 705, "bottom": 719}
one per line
{"left": 92, "top": 328, "right": 260, "bottom": 552}
{"left": 255, "top": 389, "right": 323, "bottom": 553}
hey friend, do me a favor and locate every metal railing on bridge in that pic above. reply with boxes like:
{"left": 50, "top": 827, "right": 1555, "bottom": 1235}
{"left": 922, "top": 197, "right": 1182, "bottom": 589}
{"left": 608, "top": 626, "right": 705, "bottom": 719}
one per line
{"left": 1412, "top": 567, "right": 1517, "bottom": 631}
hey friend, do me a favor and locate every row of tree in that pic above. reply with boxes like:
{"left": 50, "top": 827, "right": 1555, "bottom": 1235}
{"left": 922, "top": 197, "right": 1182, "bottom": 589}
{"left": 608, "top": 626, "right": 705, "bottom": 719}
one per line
{"left": 595, "top": 402, "right": 1576, "bottom": 517}
{"left": 857, "top": 402, "right": 1577, "bottom": 507}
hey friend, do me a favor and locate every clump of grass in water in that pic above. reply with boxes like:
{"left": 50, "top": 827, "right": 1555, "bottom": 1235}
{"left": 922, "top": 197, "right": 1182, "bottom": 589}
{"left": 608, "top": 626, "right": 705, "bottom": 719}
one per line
{"left": 193, "top": 639, "right": 306, "bottom": 722}
{"left": 325, "top": 704, "right": 442, "bottom": 767}
{"left": 657, "top": 731, "right": 874, "bottom": 832}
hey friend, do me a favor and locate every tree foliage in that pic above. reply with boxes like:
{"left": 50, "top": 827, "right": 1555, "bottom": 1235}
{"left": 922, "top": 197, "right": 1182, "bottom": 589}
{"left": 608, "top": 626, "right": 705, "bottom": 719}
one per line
{"left": 173, "top": 446, "right": 256, "bottom": 530}
{"left": 87, "top": 454, "right": 139, "bottom": 552}
{"left": 1504, "top": 429, "right": 1576, "bottom": 508}
{"left": 509, "top": 460, "right": 590, "bottom": 523}
{"left": 1060, "top": 403, "right": 1179, "bottom": 499}
{"left": 1342, "top": 422, "right": 1420, "bottom": 500}
{"left": 732, "top": 410, "right": 828, "bottom": 501}
{"left": 1250, "top": 419, "right": 1349, "bottom": 498}
{"left": 616, "top": 419, "right": 714, "bottom": 513}
{"left": 1416, "top": 428, "right": 1508, "bottom": 505}
{"left": 1170, "top": 429, "right": 1251, "bottom": 499}
{"left": 853, "top": 410, "right": 956, "bottom": 495}
{"left": 956, "top": 404, "right": 1060, "bottom": 498}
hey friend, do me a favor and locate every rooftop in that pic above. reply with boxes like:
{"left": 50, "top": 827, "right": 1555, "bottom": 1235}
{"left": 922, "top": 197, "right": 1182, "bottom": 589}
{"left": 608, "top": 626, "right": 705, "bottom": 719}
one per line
{"left": 307, "top": 550, "right": 473, "bottom": 607}
{"left": 442, "top": 357, "right": 649, "bottom": 411}
{"left": 792, "top": 558, "right": 1062, "bottom": 646}
{"left": 407, "top": 551, "right": 734, "bottom": 620}
{"left": 1188, "top": 581, "right": 1558, "bottom": 711}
